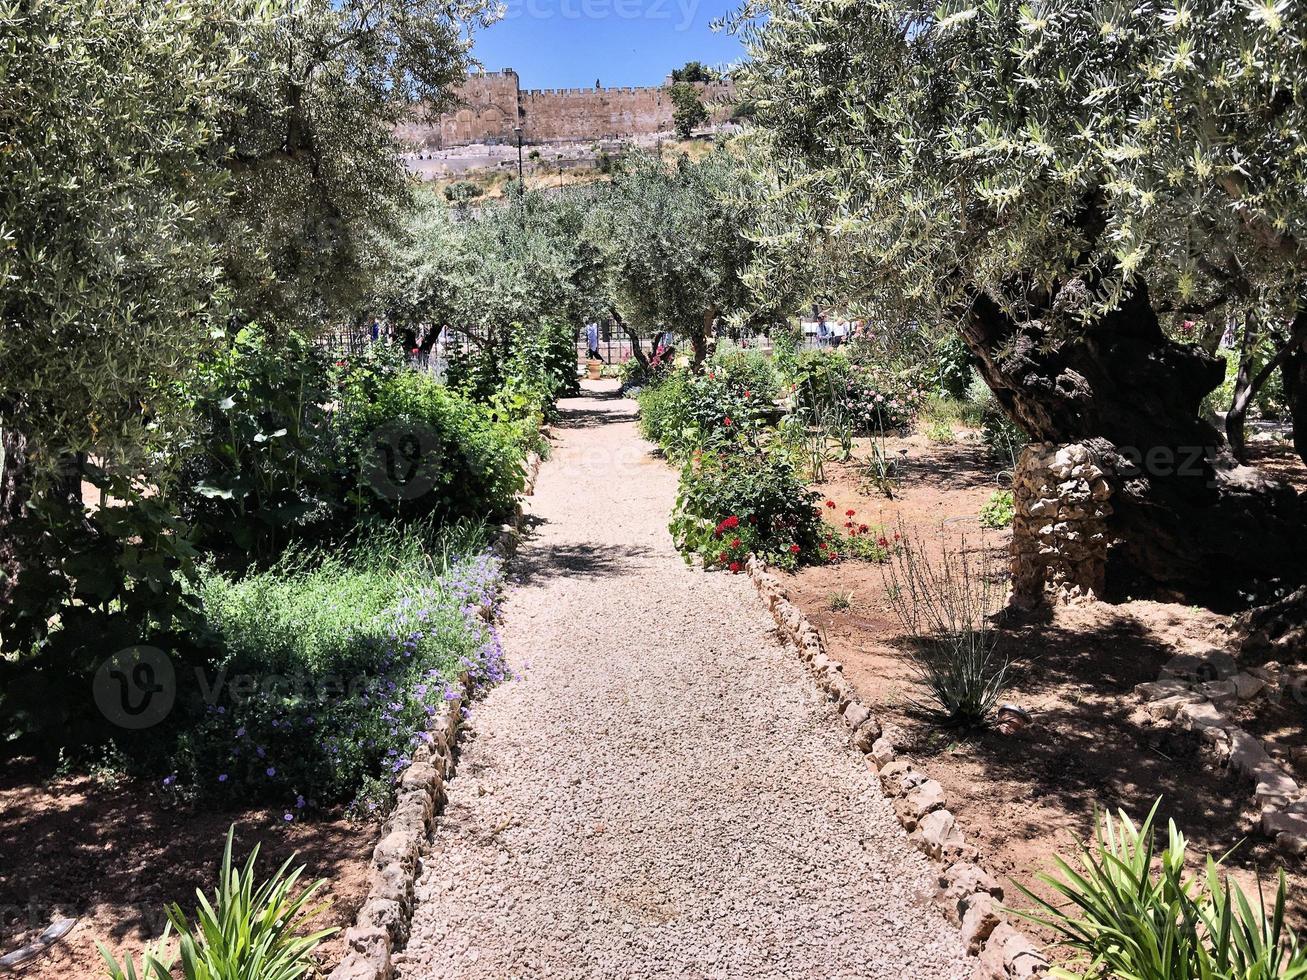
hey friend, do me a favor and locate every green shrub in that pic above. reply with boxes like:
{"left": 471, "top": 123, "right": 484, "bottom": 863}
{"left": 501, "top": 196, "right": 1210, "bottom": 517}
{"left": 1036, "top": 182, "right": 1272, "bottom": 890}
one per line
{"left": 172, "top": 523, "right": 505, "bottom": 810}
{"left": 636, "top": 366, "right": 763, "bottom": 459}
{"left": 934, "top": 331, "right": 975, "bottom": 400}
{"left": 1016, "top": 802, "right": 1307, "bottom": 980}
{"left": 101, "top": 827, "right": 335, "bottom": 980}
{"left": 176, "top": 327, "right": 344, "bottom": 562}
{"left": 338, "top": 370, "right": 524, "bottom": 527}
{"left": 708, "top": 343, "right": 781, "bottom": 404}
{"left": 925, "top": 419, "right": 956, "bottom": 444}
{"left": 979, "top": 490, "right": 1015, "bottom": 529}
{"left": 792, "top": 350, "right": 926, "bottom": 432}
{"left": 670, "top": 450, "right": 824, "bottom": 571}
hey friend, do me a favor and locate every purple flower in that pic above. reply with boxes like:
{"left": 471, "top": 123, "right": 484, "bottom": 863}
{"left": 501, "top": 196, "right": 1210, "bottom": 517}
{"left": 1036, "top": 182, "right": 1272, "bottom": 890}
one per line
{"left": 218, "top": 773, "right": 228, "bottom": 783}
{"left": 266, "top": 766, "right": 277, "bottom": 777}
{"left": 283, "top": 813, "right": 294, "bottom": 822}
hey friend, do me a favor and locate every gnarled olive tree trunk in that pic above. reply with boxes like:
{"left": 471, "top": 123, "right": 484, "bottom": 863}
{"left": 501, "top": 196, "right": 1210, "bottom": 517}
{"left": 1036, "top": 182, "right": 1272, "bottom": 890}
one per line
{"left": 961, "top": 284, "right": 1307, "bottom": 607}
{"left": 0, "top": 424, "right": 27, "bottom": 618}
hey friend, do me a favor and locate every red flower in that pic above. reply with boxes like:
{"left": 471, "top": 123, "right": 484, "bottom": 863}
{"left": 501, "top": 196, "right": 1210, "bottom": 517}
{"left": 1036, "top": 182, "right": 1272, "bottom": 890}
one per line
{"left": 728, "top": 561, "right": 742, "bottom": 574}
{"left": 858, "top": 523, "right": 869, "bottom": 534}
{"left": 877, "top": 536, "right": 890, "bottom": 548}
{"left": 744, "top": 390, "right": 752, "bottom": 398}
{"left": 825, "top": 500, "right": 836, "bottom": 509}
{"left": 818, "top": 541, "right": 827, "bottom": 550}
{"left": 730, "top": 537, "right": 742, "bottom": 549}
{"left": 719, "top": 551, "right": 729, "bottom": 563}
{"left": 722, "top": 515, "right": 740, "bottom": 530}
{"left": 846, "top": 509, "right": 856, "bottom": 518}
{"left": 893, "top": 532, "right": 901, "bottom": 541}
{"left": 724, "top": 417, "right": 733, "bottom": 427}
{"left": 789, "top": 544, "right": 801, "bottom": 554}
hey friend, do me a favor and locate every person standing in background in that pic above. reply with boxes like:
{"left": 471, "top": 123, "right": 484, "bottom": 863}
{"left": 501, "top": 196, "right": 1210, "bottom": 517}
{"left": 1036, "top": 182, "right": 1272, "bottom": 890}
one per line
{"left": 586, "top": 320, "right": 602, "bottom": 361}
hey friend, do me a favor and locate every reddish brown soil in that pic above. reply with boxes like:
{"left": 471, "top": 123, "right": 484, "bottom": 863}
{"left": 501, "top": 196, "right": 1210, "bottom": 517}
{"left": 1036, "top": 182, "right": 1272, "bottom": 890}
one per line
{"left": 0, "top": 760, "right": 373, "bottom": 979}
{"left": 785, "top": 430, "right": 1307, "bottom": 943}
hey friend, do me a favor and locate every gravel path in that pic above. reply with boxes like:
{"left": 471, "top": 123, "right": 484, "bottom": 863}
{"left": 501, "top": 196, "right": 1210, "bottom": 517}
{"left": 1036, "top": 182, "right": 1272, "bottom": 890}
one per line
{"left": 397, "top": 382, "right": 969, "bottom": 980}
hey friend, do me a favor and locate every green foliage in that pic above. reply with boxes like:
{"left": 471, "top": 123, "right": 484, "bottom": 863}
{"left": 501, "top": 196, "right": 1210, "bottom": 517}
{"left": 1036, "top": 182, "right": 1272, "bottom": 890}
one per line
{"left": 176, "top": 523, "right": 499, "bottom": 806}
{"left": 443, "top": 180, "right": 486, "bottom": 203}
{"left": 590, "top": 150, "right": 764, "bottom": 360}
{"left": 934, "top": 333, "right": 975, "bottom": 401}
{"left": 979, "top": 490, "right": 1015, "bottom": 530}
{"left": 0, "top": 0, "right": 252, "bottom": 481}
{"left": 100, "top": 827, "right": 335, "bottom": 980}
{"left": 924, "top": 419, "right": 956, "bottom": 445}
{"left": 669, "top": 82, "right": 710, "bottom": 140}
{"left": 670, "top": 450, "right": 824, "bottom": 572}
{"left": 177, "top": 328, "right": 342, "bottom": 562}
{"left": 1016, "top": 802, "right": 1307, "bottom": 980}
{"left": 791, "top": 350, "right": 925, "bottom": 433}
{"left": 337, "top": 370, "right": 525, "bottom": 527}
{"left": 636, "top": 364, "right": 769, "bottom": 460}
{"left": 669, "top": 60, "right": 721, "bottom": 83}
{"left": 982, "top": 404, "right": 1029, "bottom": 471}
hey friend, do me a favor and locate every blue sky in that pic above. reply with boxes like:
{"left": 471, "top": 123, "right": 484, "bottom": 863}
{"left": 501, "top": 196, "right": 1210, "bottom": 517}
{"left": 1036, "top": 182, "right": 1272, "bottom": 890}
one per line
{"left": 470, "top": 0, "right": 745, "bottom": 88}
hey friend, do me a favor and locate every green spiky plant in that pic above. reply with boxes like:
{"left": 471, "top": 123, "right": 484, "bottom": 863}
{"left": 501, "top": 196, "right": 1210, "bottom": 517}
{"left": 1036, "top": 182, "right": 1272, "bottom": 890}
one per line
{"left": 100, "top": 827, "right": 336, "bottom": 980}
{"left": 1015, "top": 801, "right": 1307, "bottom": 980}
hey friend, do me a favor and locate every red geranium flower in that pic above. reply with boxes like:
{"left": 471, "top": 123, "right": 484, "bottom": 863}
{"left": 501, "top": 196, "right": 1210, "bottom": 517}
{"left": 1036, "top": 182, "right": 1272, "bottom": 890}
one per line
{"left": 728, "top": 561, "right": 742, "bottom": 574}
{"left": 878, "top": 536, "right": 890, "bottom": 548}
{"left": 789, "top": 544, "right": 801, "bottom": 554}
{"left": 731, "top": 537, "right": 742, "bottom": 549}
{"left": 724, "top": 417, "right": 733, "bottom": 427}
{"left": 719, "top": 551, "right": 729, "bottom": 563}
{"left": 859, "top": 523, "right": 869, "bottom": 534}
{"left": 846, "top": 509, "right": 856, "bottom": 518}
{"left": 825, "top": 500, "right": 836, "bottom": 509}
{"left": 744, "top": 390, "right": 752, "bottom": 398}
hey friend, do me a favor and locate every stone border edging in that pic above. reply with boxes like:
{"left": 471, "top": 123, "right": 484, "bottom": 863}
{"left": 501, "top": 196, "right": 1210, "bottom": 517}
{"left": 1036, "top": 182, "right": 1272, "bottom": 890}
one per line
{"left": 329, "top": 447, "right": 542, "bottom": 980}
{"left": 1135, "top": 663, "right": 1307, "bottom": 855}
{"left": 743, "top": 556, "right": 1049, "bottom": 980}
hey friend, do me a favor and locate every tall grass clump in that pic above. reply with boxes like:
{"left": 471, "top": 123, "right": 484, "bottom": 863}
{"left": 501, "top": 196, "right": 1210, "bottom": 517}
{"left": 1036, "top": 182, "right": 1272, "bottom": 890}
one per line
{"left": 171, "top": 520, "right": 507, "bottom": 814}
{"left": 1016, "top": 802, "right": 1307, "bottom": 980}
{"left": 101, "top": 827, "right": 335, "bottom": 980}
{"left": 882, "top": 528, "right": 1008, "bottom": 725}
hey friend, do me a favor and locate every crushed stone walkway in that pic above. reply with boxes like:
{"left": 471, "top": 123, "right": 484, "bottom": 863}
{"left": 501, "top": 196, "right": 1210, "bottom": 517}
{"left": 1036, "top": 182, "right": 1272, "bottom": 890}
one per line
{"left": 397, "top": 381, "right": 969, "bottom": 980}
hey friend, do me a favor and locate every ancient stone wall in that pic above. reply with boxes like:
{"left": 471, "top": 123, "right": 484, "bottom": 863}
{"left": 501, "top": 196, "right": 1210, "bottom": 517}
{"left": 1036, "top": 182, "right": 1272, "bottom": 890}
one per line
{"left": 520, "top": 80, "right": 735, "bottom": 142}
{"left": 1010, "top": 443, "right": 1114, "bottom": 608}
{"left": 395, "top": 69, "right": 736, "bottom": 150}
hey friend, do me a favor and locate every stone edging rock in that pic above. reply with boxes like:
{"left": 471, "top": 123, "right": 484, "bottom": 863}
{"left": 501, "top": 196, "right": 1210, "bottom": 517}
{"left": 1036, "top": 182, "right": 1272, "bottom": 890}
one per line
{"left": 743, "top": 556, "right": 1048, "bottom": 980}
{"left": 329, "top": 448, "right": 542, "bottom": 980}
{"left": 1135, "top": 660, "right": 1307, "bottom": 856}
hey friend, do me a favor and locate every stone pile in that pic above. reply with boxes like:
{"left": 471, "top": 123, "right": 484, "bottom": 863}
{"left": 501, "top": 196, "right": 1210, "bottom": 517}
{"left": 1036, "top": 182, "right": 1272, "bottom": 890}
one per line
{"left": 1010, "top": 443, "right": 1113, "bottom": 608}
{"left": 1136, "top": 657, "right": 1307, "bottom": 856}
{"left": 745, "top": 555, "right": 1049, "bottom": 980}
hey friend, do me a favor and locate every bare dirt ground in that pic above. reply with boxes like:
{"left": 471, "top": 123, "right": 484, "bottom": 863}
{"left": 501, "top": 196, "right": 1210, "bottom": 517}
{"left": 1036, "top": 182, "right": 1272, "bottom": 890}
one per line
{"left": 782, "top": 428, "right": 1307, "bottom": 944}
{"left": 397, "top": 382, "right": 968, "bottom": 980}
{"left": 0, "top": 760, "right": 372, "bottom": 978}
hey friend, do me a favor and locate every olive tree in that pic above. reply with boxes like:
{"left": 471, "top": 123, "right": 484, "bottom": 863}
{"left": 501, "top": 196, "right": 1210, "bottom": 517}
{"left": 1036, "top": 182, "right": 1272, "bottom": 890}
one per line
{"left": 728, "top": 0, "right": 1307, "bottom": 600}
{"left": 590, "top": 150, "right": 761, "bottom": 368}
{"left": 218, "top": 0, "right": 497, "bottom": 326}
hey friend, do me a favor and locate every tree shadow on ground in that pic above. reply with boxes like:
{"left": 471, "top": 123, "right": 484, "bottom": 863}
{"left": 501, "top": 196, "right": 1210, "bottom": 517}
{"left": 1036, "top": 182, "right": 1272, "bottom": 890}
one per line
{"left": 897, "top": 442, "right": 1009, "bottom": 493}
{"left": 550, "top": 402, "right": 638, "bottom": 430}
{"left": 0, "top": 762, "right": 370, "bottom": 967}
{"left": 510, "top": 539, "right": 657, "bottom": 587}
{"left": 894, "top": 613, "right": 1276, "bottom": 882}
